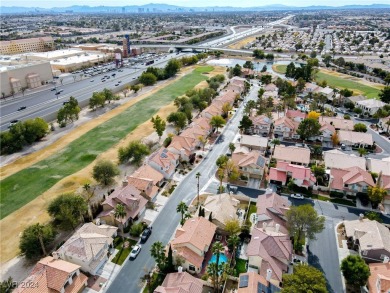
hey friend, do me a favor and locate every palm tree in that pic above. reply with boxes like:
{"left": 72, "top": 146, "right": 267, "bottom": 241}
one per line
{"left": 358, "top": 148, "right": 368, "bottom": 157}
{"left": 196, "top": 172, "right": 201, "bottom": 207}
{"left": 227, "top": 234, "right": 240, "bottom": 267}
{"left": 206, "top": 263, "right": 219, "bottom": 292}
{"left": 150, "top": 241, "right": 166, "bottom": 272}
{"left": 176, "top": 201, "right": 188, "bottom": 225}
{"left": 114, "top": 204, "right": 127, "bottom": 241}
{"left": 32, "top": 223, "right": 48, "bottom": 256}
{"left": 270, "top": 138, "right": 280, "bottom": 162}
{"left": 198, "top": 136, "right": 207, "bottom": 151}
{"left": 212, "top": 241, "right": 224, "bottom": 291}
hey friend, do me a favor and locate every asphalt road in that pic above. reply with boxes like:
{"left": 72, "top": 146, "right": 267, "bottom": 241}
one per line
{"left": 106, "top": 82, "right": 259, "bottom": 293}
{"left": 0, "top": 53, "right": 187, "bottom": 131}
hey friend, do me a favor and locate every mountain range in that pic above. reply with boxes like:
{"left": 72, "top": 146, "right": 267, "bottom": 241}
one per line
{"left": 1, "top": 3, "right": 390, "bottom": 13}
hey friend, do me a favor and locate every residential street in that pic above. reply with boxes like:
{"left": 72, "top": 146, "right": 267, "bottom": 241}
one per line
{"left": 106, "top": 82, "right": 259, "bottom": 293}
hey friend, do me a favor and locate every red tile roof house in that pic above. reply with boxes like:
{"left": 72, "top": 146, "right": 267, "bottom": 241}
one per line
{"left": 338, "top": 130, "right": 373, "bottom": 148}
{"left": 170, "top": 217, "right": 217, "bottom": 274}
{"left": 168, "top": 136, "right": 197, "bottom": 162}
{"left": 147, "top": 147, "right": 179, "bottom": 179}
{"left": 285, "top": 109, "right": 307, "bottom": 123}
{"left": 201, "top": 103, "right": 222, "bottom": 120}
{"left": 126, "top": 175, "right": 159, "bottom": 201}
{"left": 273, "top": 145, "right": 311, "bottom": 166}
{"left": 55, "top": 223, "right": 117, "bottom": 275}
{"left": 215, "top": 90, "right": 237, "bottom": 106}
{"left": 269, "top": 161, "right": 316, "bottom": 189}
{"left": 319, "top": 116, "right": 354, "bottom": 131}
{"left": 273, "top": 116, "right": 300, "bottom": 140}
{"left": 14, "top": 256, "right": 88, "bottom": 293}
{"left": 248, "top": 114, "right": 272, "bottom": 136}
{"left": 154, "top": 271, "right": 204, "bottom": 293}
{"left": 180, "top": 124, "right": 209, "bottom": 142}
{"left": 98, "top": 182, "right": 147, "bottom": 228}
{"left": 304, "top": 82, "right": 320, "bottom": 94}
{"left": 367, "top": 262, "right": 390, "bottom": 293}
{"left": 132, "top": 164, "right": 164, "bottom": 187}
{"left": 232, "top": 150, "right": 266, "bottom": 180}
{"left": 237, "top": 272, "right": 281, "bottom": 293}
{"left": 329, "top": 167, "right": 375, "bottom": 196}
{"left": 246, "top": 227, "right": 292, "bottom": 285}
{"left": 255, "top": 191, "right": 290, "bottom": 235}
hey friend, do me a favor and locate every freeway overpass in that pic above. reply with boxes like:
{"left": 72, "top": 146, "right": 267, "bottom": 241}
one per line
{"left": 138, "top": 44, "right": 254, "bottom": 55}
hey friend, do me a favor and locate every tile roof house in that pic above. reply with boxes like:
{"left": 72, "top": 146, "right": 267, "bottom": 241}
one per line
{"left": 98, "top": 182, "right": 148, "bottom": 227}
{"left": 273, "top": 116, "right": 300, "bottom": 139}
{"left": 338, "top": 130, "right": 373, "bottom": 147}
{"left": 356, "top": 99, "right": 387, "bottom": 115}
{"left": 180, "top": 124, "right": 209, "bottom": 142}
{"left": 255, "top": 191, "right": 290, "bottom": 235}
{"left": 246, "top": 227, "right": 292, "bottom": 284}
{"left": 14, "top": 256, "right": 88, "bottom": 293}
{"left": 170, "top": 217, "right": 217, "bottom": 274}
{"left": 329, "top": 167, "right": 375, "bottom": 195}
{"left": 367, "top": 262, "right": 390, "bottom": 293}
{"left": 197, "top": 193, "right": 240, "bottom": 230}
{"left": 248, "top": 114, "right": 272, "bottom": 136}
{"left": 126, "top": 176, "right": 159, "bottom": 201}
{"left": 168, "top": 136, "right": 197, "bottom": 162}
{"left": 367, "top": 157, "right": 390, "bottom": 176}
{"left": 56, "top": 223, "right": 117, "bottom": 275}
{"left": 202, "top": 103, "right": 222, "bottom": 119}
{"left": 319, "top": 116, "right": 354, "bottom": 131}
{"left": 315, "top": 86, "right": 334, "bottom": 100}
{"left": 344, "top": 219, "right": 390, "bottom": 262}
{"left": 269, "top": 161, "right": 316, "bottom": 189}
{"left": 237, "top": 272, "right": 281, "bottom": 293}
{"left": 379, "top": 116, "right": 390, "bottom": 131}
{"left": 239, "top": 135, "right": 269, "bottom": 151}
{"left": 132, "top": 164, "right": 164, "bottom": 187}
{"left": 273, "top": 145, "right": 311, "bottom": 166}
{"left": 232, "top": 150, "right": 266, "bottom": 180}
{"left": 323, "top": 149, "right": 366, "bottom": 170}
{"left": 148, "top": 147, "right": 179, "bottom": 179}
{"left": 304, "top": 82, "right": 320, "bottom": 93}
{"left": 344, "top": 95, "right": 367, "bottom": 105}
{"left": 154, "top": 271, "right": 204, "bottom": 293}
{"left": 285, "top": 110, "right": 307, "bottom": 122}
{"left": 264, "top": 84, "right": 278, "bottom": 92}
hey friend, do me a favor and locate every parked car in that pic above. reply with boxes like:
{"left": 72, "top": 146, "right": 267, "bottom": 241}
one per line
{"left": 129, "top": 244, "right": 142, "bottom": 260}
{"left": 17, "top": 106, "right": 27, "bottom": 111}
{"left": 290, "top": 193, "right": 304, "bottom": 200}
{"left": 140, "top": 227, "right": 152, "bottom": 243}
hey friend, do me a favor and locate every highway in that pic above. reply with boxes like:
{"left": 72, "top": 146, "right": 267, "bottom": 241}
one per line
{"left": 0, "top": 52, "right": 187, "bottom": 131}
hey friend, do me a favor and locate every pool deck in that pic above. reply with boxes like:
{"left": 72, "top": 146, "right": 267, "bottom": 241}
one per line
{"left": 199, "top": 234, "right": 233, "bottom": 276}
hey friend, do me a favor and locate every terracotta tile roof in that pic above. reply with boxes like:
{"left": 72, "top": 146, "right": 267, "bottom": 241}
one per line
{"left": 180, "top": 125, "right": 208, "bottom": 141}
{"left": 237, "top": 272, "right": 280, "bottom": 293}
{"left": 232, "top": 151, "right": 266, "bottom": 168}
{"left": 269, "top": 168, "right": 287, "bottom": 183}
{"left": 285, "top": 110, "right": 306, "bottom": 120}
{"left": 324, "top": 150, "right": 366, "bottom": 170}
{"left": 380, "top": 175, "right": 390, "bottom": 189}
{"left": 202, "top": 103, "right": 222, "bottom": 117}
{"left": 246, "top": 228, "right": 292, "bottom": 282}
{"left": 240, "top": 135, "right": 268, "bottom": 148}
{"left": 319, "top": 116, "right": 354, "bottom": 131}
{"left": 172, "top": 217, "right": 217, "bottom": 252}
{"left": 367, "top": 157, "right": 390, "bottom": 176}
{"left": 330, "top": 167, "right": 375, "bottom": 190}
{"left": 273, "top": 145, "right": 310, "bottom": 165}
{"left": 274, "top": 116, "right": 296, "bottom": 130}
{"left": 57, "top": 223, "right": 116, "bottom": 263}
{"left": 344, "top": 219, "right": 390, "bottom": 253}
{"left": 255, "top": 192, "right": 290, "bottom": 235}
{"left": 127, "top": 176, "right": 153, "bottom": 192}
{"left": 155, "top": 272, "right": 203, "bottom": 293}
{"left": 149, "top": 148, "right": 179, "bottom": 175}
{"left": 264, "top": 84, "right": 278, "bottom": 92}
{"left": 175, "top": 247, "right": 204, "bottom": 268}
{"left": 368, "top": 263, "right": 390, "bottom": 293}
{"left": 338, "top": 130, "right": 373, "bottom": 145}
{"left": 132, "top": 164, "right": 164, "bottom": 185}
{"left": 274, "top": 161, "right": 316, "bottom": 183}
{"left": 249, "top": 115, "right": 272, "bottom": 127}
{"left": 191, "top": 117, "right": 211, "bottom": 131}
{"left": 169, "top": 136, "right": 196, "bottom": 156}
{"left": 200, "top": 193, "right": 239, "bottom": 226}
{"left": 15, "top": 256, "right": 87, "bottom": 293}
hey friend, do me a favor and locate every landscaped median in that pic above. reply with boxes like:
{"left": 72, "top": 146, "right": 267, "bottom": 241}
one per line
{"left": 0, "top": 66, "right": 214, "bottom": 220}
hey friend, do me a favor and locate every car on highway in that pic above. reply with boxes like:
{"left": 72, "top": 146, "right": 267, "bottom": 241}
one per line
{"left": 140, "top": 227, "right": 152, "bottom": 244}
{"left": 115, "top": 83, "right": 119, "bottom": 86}
{"left": 118, "top": 81, "right": 122, "bottom": 83}
{"left": 9, "top": 119, "right": 19, "bottom": 127}
{"left": 102, "top": 79, "right": 106, "bottom": 82}
{"left": 90, "top": 80, "right": 94, "bottom": 82}
{"left": 290, "top": 193, "right": 304, "bottom": 200}
{"left": 17, "top": 106, "right": 27, "bottom": 111}
{"left": 51, "top": 88, "right": 56, "bottom": 91}
{"left": 129, "top": 244, "right": 142, "bottom": 260}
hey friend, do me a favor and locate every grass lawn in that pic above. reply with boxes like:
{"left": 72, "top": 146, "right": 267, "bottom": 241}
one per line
{"left": 273, "top": 64, "right": 287, "bottom": 74}
{"left": 234, "top": 258, "right": 248, "bottom": 276}
{"left": 142, "top": 272, "right": 165, "bottom": 293}
{"left": 0, "top": 66, "right": 213, "bottom": 219}
{"left": 111, "top": 237, "right": 137, "bottom": 265}
{"left": 315, "top": 71, "right": 381, "bottom": 99}
{"left": 245, "top": 203, "right": 257, "bottom": 226}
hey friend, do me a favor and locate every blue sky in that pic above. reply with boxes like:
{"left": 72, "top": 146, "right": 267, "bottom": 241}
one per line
{"left": 1, "top": 0, "right": 386, "bottom": 7}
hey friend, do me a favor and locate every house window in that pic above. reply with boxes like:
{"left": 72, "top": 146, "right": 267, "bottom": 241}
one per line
{"left": 189, "top": 265, "right": 196, "bottom": 271}
{"left": 380, "top": 254, "right": 388, "bottom": 260}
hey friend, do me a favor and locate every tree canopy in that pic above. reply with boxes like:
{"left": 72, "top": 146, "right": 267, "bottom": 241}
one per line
{"left": 341, "top": 255, "right": 370, "bottom": 287}
{"left": 118, "top": 140, "right": 150, "bottom": 165}
{"left": 296, "top": 118, "right": 322, "bottom": 141}
{"left": 282, "top": 264, "right": 327, "bottom": 293}
{"left": 19, "top": 223, "right": 55, "bottom": 260}
{"left": 139, "top": 72, "right": 157, "bottom": 86}
{"left": 92, "top": 160, "right": 120, "bottom": 186}
{"left": 151, "top": 115, "right": 166, "bottom": 140}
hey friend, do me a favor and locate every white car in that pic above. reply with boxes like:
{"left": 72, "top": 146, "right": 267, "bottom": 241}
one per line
{"left": 129, "top": 244, "right": 142, "bottom": 260}
{"left": 290, "top": 193, "right": 304, "bottom": 200}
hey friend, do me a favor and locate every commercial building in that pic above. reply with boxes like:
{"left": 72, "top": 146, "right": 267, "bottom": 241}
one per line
{"left": 0, "top": 36, "right": 54, "bottom": 55}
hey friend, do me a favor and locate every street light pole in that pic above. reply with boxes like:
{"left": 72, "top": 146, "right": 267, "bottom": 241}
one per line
{"left": 196, "top": 172, "right": 201, "bottom": 207}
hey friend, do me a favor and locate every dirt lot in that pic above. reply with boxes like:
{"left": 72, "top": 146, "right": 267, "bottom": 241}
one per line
{"left": 0, "top": 65, "right": 225, "bottom": 264}
{"left": 228, "top": 36, "right": 258, "bottom": 49}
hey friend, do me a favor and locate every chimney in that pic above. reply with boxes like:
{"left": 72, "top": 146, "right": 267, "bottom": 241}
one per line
{"left": 359, "top": 213, "right": 364, "bottom": 220}
{"left": 275, "top": 224, "right": 280, "bottom": 233}
{"left": 266, "top": 269, "right": 272, "bottom": 282}
{"left": 262, "top": 222, "right": 267, "bottom": 231}
{"left": 383, "top": 256, "right": 390, "bottom": 264}
{"left": 122, "top": 178, "right": 128, "bottom": 187}
{"left": 53, "top": 252, "right": 59, "bottom": 259}
{"left": 178, "top": 266, "right": 183, "bottom": 273}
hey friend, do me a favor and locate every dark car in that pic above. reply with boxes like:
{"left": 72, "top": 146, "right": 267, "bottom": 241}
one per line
{"left": 17, "top": 106, "right": 27, "bottom": 111}
{"left": 140, "top": 227, "right": 152, "bottom": 243}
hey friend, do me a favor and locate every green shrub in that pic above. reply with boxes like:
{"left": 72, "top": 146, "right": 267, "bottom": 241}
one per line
{"left": 330, "top": 191, "right": 345, "bottom": 198}
{"left": 130, "top": 222, "right": 144, "bottom": 237}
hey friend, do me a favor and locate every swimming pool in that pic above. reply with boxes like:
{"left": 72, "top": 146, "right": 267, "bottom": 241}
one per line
{"left": 208, "top": 253, "right": 228, "bottom": 265}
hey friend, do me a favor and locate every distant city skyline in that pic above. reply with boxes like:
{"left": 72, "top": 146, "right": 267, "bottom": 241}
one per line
{"left": 1, "top": 0, "right": 387, "bottom": 8}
